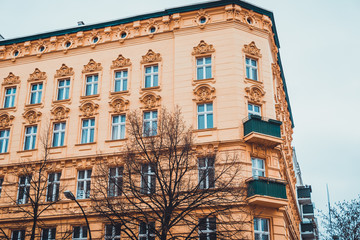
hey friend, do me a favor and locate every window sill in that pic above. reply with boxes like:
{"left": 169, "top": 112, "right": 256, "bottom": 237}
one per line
{"left": 17, "top": 148, "right": 38, "bottom": 153}
{"left": 80, "top": 94, "right": 100, "bottom": 100}
{"left": 49, "top": 145, "right": 67, "bottom": 149}
{"left": 110, "top": 90, "right": 129, "bottom": 96}
{"left": 193, "top": 127, "right": 217, "bottom": 133}
{"left": 25, "top": 103, "right": 43, "bottom": 108}
{"left": 192, "top": 78, "right": 215, "bottom": 85}
{"left": 105, "top": 138, "right": 127, "bottom": 143}
{"left": 244, "top": 78, "right": 262, "bottom": 85}
{"left": 141, "top": 86, "right": 161, "bottom": 91}
{"left": 53, "top": 99, "right": 71, "bottom": 104}
{"left": 74, "top": 142, "right": 97, "bottom": 146}
{"left": 0, "top": 152, "right": 9, "bottom": 156}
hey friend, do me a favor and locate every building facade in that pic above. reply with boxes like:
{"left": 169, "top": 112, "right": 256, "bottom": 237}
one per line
{"left": 0, "top": 0, "right": 312, "bottom": 239}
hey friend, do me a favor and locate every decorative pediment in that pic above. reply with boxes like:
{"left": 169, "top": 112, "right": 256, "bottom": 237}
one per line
{"left": 111, "top": 55, "right": 131, "bottom": 69}
{"left": 141, "top": 50, "right": 162, "bottom": 64}
{"left": 245, "top": 85, "right": 265, "bottom": 104}
{"left": 192, "top": 40, "right": 215, "bottom": 55}
{"left": 139, "top": 93, "right": 161, "bottom": 109}
{"left": 3, "top": 72, "right": 20, "bottom": 85}
{"left": 28, "top": 68, "right": 46, "bottom": 82}
{"left": 243, "top": 41, "right": 262, "bottom": 57}
{"left": 0, "top": 113, "right": 15, "bottom": 128}
{"left": 51, "top": 105, "right": 70, "bottom": 121}
{"left": 55, "top": 64, "right": 74, "bottom": 78}
{"left": 79, "top": 101, "right": 99, "bottom": 117}
{"left": 193, "top": 84, "right": 216, "bottom": 102}
{"left": 82, "top": 59, "right": 103, "bottom": 73}
{"left": 109, "top": 97, "right": 129, "bottom": 113}
{"left": 23, "top": 109, "right": 42, "bottom": 124}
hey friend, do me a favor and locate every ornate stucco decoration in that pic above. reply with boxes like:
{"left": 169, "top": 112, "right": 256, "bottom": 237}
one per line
{"left": 193, "top": 84, "right": 216, "bottom": 102}
{"left": 141, "top": 50, "right": 162, "bottom": 64}
{"left": 117, "top": 25, "right": 130, "bottom": 43}
{"left": 51, "top": 105, "right": 70, "bottom": 121}
{"left": 61, "top": 34, "right": 74, "bottom": 53}
{"left": 23, "top": 109, "right": 42, "bottom": 124}
{"left": 109, "top": 97, "right": 129, "bottom": 113}
{"left": 55, "top": 64, "right": 74, "bottom": 78}
{"left": 146, "top": 19, "right": 160, "bottom": 38}
{"left": 225, "top": 4, "right": 241, "bottom": 21}
{"left": 79, "top": 101, "right": 99, "bottom": 117}
{"left": 243, "top": 41, "right": 262, "bottom": 58}
{"left": 28, "top": 68, "right": 47, "bottom": 82}
{"left": 9, "top": 44, "right": 22, "bottom": 61}
{"left": 192, "top": 40, "right": 215, "bottom": 55}
{"left": 194, "top": 144, "right": 218, "bottom": 158}
{"left": 195, "top": 9, "right": 210, "bottom": 29}
{"left": 34, "top": 39, "right": 47, "bottom": 57}
{"left": 89, "top": 29, "right": 101, "bottom": 48}
{"left": 245, "top": 85, "right": 265, "bottom": 104}
{"left": 111, "top": 55, "right": 131, "bottom": 69}
{"left": 82, "top": 59, "right": 103, "bottom": 73}
{"left": 139, "top": 93, "right": 161, "bottom": 109}
{"left": 0, "top": 113, "right": 15, "bottom": 128}
{"left": 3, "top": 72, "right": 20, "bottom": 86}
{"left": 242, "top": 10, "right": 257, "bottom": 30}
{"left": 172, "top": 13, "right": 181, "bottom": 29}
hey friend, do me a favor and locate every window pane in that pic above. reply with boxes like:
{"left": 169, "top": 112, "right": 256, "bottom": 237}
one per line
{"left": 252, "top": 69, "right": 258, "bottom": 80}
{"left": 205, "top": 66, "right": 212, "bottom": 78}
{"left": 206, "top": 103, "right": 213, "bottom": 111}
{"left": 207, "top": 114, "right": 213, "bottom": 128}
{"left": 197, "top": 67, "right": 204, "bottom": 80}
{"left": 145, "top": 76, "right": 151, "bottom": 88}
{"left": 123, "top": 79, "right": 127, "bottom": 91}
{"left": 205, "top": 57, "right": 211, "bottom": 64}
{"left": 153, "top": 74, "right": 158, "bottom": 86}
{"left": 198, "top": 115, "right": 205, "bottom": 129}
{"left": 198, "top": 104, "right": 204, "bottom": 112}
{"left": 246, "top": 66, "right": 250, "bottom": 78}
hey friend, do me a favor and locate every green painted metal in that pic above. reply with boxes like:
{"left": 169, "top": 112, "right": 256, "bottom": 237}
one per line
{"left": 243, "top": 115, "right": 282, "bottom": 138}
{"left": 303, "top": 204, "right": 314, "bottom": 214}
{"left": 247, "top": 178, "right": 287, "bottom": 199}
{"left": 297, "top": 186, "right": 312, "bottom": 198}
{"left": 301, "top": 222, "right": 314, "bottom": 232}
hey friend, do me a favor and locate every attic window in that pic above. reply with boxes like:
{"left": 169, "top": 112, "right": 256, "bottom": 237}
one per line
{"left": 39, "top": 46, "right": 45, "bottom": 52}
{"left": 65, "top": 41, "right": 72, "bottom": 48}
{"left": 13, "top": 50, "right": 19, "bottom": 57}
{"left": 92, "top": 37, "right": 99, "bottom": 44}
{"left": 120, "top": 32, "right": 127, "bottom": 38}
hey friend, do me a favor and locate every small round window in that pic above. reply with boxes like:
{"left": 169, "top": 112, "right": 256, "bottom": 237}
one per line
{"left": 39, "top": 46, "right": 45, "bottom": 52}
{"left": 120, "top": 32, "right": 127, "bottom": 39}
{"left": 199, "top": 17, "right": 207, "bottom": 24}
{"left": 246, "top": 17, "right": 253, "bottom": 24}
{"left": 65, "top": 41, "right": 72, "bottom": 48}
{"left": 149, "top": 26, "right": 156, "bottom": 33}
{"left": 13, "top": 50, "right": 19, "bottom": 57}
{"left": 92, "top": 37, "right": 99, "bottom": 43}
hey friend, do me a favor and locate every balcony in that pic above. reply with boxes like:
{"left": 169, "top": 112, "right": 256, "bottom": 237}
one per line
{"left": 302, "top": 204, "right": 315, "bottom": 219}
{"left": 301, "top": 222, "right": 315, "bottom": 239}
{"left": 243, "top": 115, "right": 283, "bottom": 147}
{"left": 297, "top": 185, "right": 312, "bottom": 205}
{"left": 246, "top": 177, "right": 288, "bottom": 208}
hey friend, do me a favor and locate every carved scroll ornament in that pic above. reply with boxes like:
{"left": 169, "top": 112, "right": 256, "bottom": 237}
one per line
{"left": 245, "top": 85, "right": 265, "bottom": 104}
{"left": 139, "top": 93, "right": 161, "bottom": 109}
{"left": 243, "top": 41, "right": 262, "bottom": 57}
{"left": 51, "top": 105, "right": 70, "bottom": 121}
{"left": 192, "top": 40, "right": 215, "bottom": 55}
{"left": 28, "top": 68, "right": 47, "bottom": 82}
{"left": 141, "top": 50, "right": 162, "bottom": 64}
{"left": 111, "top": 55, "right": 131, "bottom": 69}
{"left": 193, "top": 84, "right": 215, "bottom": 102}
{"left": 55, "top": 64, "right": 74, "bottom": 78}
{"left": 82, "top": 59, "right": 103, "bottom": 73}
{"left": 79, "top": 101, "right": 99, "bottom": 117}
{"left": 0, "top": 113, "right": 15, "bottom": 128}
{"left": 23, "top": 109, "right": 42, "bottom": 124}
{"left": 3, "top": 72, "right": 20, "bottom": 85}
{"left": 109, "top": 97, "right": 129, "bottom": 113}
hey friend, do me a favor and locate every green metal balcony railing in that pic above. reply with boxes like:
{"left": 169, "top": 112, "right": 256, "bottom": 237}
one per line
{"left": 303, "top": 204, "right": 314, "bottom": 214}
{"left": 243, "top": 115, "right": 282, "bottom": 138}
{"left": 247, "top": 177, "right": 287, "bottom": 199}
{"left": 297, "top": 186, "right": 312, "bottom": 199}
{"left": 301, "top": 222, "right": 314, "bottom": 233}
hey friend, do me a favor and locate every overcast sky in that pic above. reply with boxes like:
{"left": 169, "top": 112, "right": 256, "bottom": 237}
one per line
{"left": 1, "top": 0, "right": 359, "bottom": 236}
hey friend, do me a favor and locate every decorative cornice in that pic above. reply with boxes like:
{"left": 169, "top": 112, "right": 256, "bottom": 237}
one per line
{"left": 192, "top": 40, "right": 215, "bottom": 55}
{"left": 111, "top": 54, "right": 131, "bottom": 69}
{"left": 79, "top": 101, "right": 99, "bottom": 117}
{"left": 0, "top": 113, "right": 15, "bottom": 128}
{"left": 23, "top": 109, "right": 42, "bottom": 124}
{"left": 109, "top": 97, "right": 129, "bottom": 113}
{"left": 28, "top": 68, "right": 47, "bottom": 82}
{"left": 51, "top": 105, "right": 70, "bottom": 121}
{"left": 82, "top": 59, "right": 102, "bottom": 73}
{"left": 3, "top": 72, "right": 20, "bottom": 85}
{"left": 141, "top": 50, "right": 161, "bottom": 64}
{"left": 243, "top": 41, "right": 262, "bottom": 57}
{"left": 139, "top": 93, "right": 161, "bottom": 109}
{"left": 55, "top": 64, "right": 74, "bottom": 78}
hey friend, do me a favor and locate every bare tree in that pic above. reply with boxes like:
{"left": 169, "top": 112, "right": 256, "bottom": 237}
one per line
{"left": 92, "top": 107, "right": 251, "bottom": 240}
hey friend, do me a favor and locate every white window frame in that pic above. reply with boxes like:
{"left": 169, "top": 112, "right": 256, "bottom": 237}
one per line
{"left": 85, "top": 74, "right": 98, "bottom": 96}
{"left": 57, "top": 79, "right": 70, "bottom": 101}
{"left": 197, "top": 103, "right": 213, "bottom": 130}
{"left": 76, "top": 170, "right": 92, "bottom": 199}
{"left": 139, "top": 222, "right": 155, "bottom": 240}
{"left": 143, "top": 111, "right": 157, "bottom": 137}
{"left": 105, "top": 224, "right": 121, "bottom": 240}
{"left": 4, "top": 87, "right": 16, "bottom": 108}
{"left": 81, "top": 119, "right": 95, "bottom": 144}
{"left": 252, "top": 158, "right": 265, "bottom": 177}
{"left": 248, "top": 103, "right": 261, "bottom": 117}
{"left": 246, "top": 57, "right": 258, "bottom": 81}
{"left": 17, "top": 175, "right": 31, "bottom": 204}
{"left": 46, "top": 172, "right": 61, "bottom": 202}
{"left": 11, "top": 230, "right": 25, "bottom": 240}
{"left": 41, "top": 228, "right": 56, "bottom": 240}
{"left": 30, "top": 82, "right": 43, "bottom": 104}
{"left": 114, "top": 70, "right": 128, "bottom": 92}
{"left": 112, "top": 115, "right": 126, "bottom": 140}
{"left": 73, "top": 226, "right": 87, "bottom": 240}
{"left": 196, "top": 56, "right": 212, "bottom": 80}
{"left": 144, "top": 65, "right": 158, "bottom": 88}
{"left": 198, "top": 217, "right": 216, "bottom": 240}
{"left": 198, "top": 158, "right": 215, "bottom": 189}
{"left": 0, "top": 129, "right": 10, "bottom": 153}
{"left": 52, "top": 122, "right": 66, "bottom": 147}
{"left": 24, "top": 125, "right": 37, "bottom": 150}
{"left": 109, "top": 167, "right": 123, "bottom": 197}
{"left": 254, "top": 218, "right": 270, "bottom": 240}
{"left": 141, "top": 164, "right": 156, "bottom": 194}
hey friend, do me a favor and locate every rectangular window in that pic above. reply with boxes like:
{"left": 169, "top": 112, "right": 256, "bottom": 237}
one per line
{"left": 252, "top": 158, "right": 265, "bottom": 177}
{"left": 4, "top": 87, "right": 16, "bottom": 108}
{"left": 0, "top": 178, "right": 3, "bottom": 197}
{"left": 139, "top": 222, "right": 155, "bottom": 240}
{"left": 112, "top": 115, "right": 126, "bottom": 140}
{"left": 11, "top": 230, "right": 25, "bottom": 240}
{"left": 197, "top": 103, "right": 213, "bottom": 130}
{"left": 85, "top": 75, "right": 98, "bottom": 96}
{"left": 0, "top": 129, "right": 10, "bottom": 153}
{"left": 246, "top": 57, "right": 258, "bottom": 81}
{"left": 199, "top": 217, "right": 216, "bottom": 240}
{"left": 254, "top": 218, "right": 269, "bottom": 240}
{"left": 42, "top": 228, "right": 56, "bottom": 240}
{"left": 198, "top": 158, "right": 215, "bottom": 189}
{"left": 77, "top": 170, "right": 91, "bottom": 199}
{"left": 81, "top": 119, "right": 95, "bottom": 144}
{"left": 141, "top": 164, "right": 156, "bottom": 194}
{"left": 47, "top": 172, "right": 61, "bottom": 202}
{"left": 17, "top": 175, "right": 31, "bottom": 204}
{"left": 143, "top": 111, "right": 157, "bottom": 137}
{"left": 30, "top": 83, "right": 43, "bottom": 104}
{"left": 73, "top": 226, "right": 87, "bottom": 240}
{"left": 57, "top": 79, "right": 70, "bottom": 100}
{"left": 105, "top": 224, "right": 121, "bottom": 240}
{"left": 24, "top": 125, "right": 37, "bottom": 150}
{"left": 144, "top": 65, "right": 158, "bottom": 88}
{"left": 196, "top": 57, "right": 212, "bottom": 80}
{"left": 52, "top": 122, "right": 66, "bottom": 147}
{"left": 109, "top": 167, "right": 123, "bottom": 197}
{"left": 114, "top": 70, "right": 128, "bottom": 92}
{"left": 248, "top": 103, "right": 261, "bottom": 117}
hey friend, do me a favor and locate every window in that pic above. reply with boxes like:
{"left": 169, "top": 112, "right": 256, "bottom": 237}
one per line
{"left": 199, "top": 217, "right": 216, "bottom": 240}
{"left": 196, "top": 57, "right": 212, "bottom": 80}
{"left": 252, "top": 158, "right": 265, "bottom": 177}
{"left": 139, "top": 222, "right": 155, "bottom": 240}
{"left": 81, "top": 119, "right": 95, "bottom": 144}
{"left": 11, "top": 230, "right": 25, "bottom": 240}
{"left": 248, "top": 103, "right": 261, "bottom": 117}
{"left": 141, "top": 164, "right": 156, "bottom": 194}
{"left": 24, "top": 125, "right": 37, "bottom": 150}
{"left": 109, "top": 167, "right": 123, "bottom": 197}
{"left": 0, "top": 178, "right": 3, "bottom": 197}
{"left": 197, "top": 103, "right": 213, "bottom": 130}
{"left": 114, "top": 70, "right": 128, "bottom": 92}
{"left": 246, "top": 57, "right": 258, "bottom": 81}
{"left": 73, "top": 226, "right": 87, "bottom": 240}
{"left": 47, "top": 172, "right": 61, "bottom": 202}
{"left": 143, "top": 111, "right": 157, "bottom": 137}
{"left": 105, "top": 224, "right": 121, "bottom": 240}
{"left": 4, "top": 87, "right": 16, "bottom": 108}
{"left": 17, "top": 175, "right": 31, "bottom": 204}
{"left": 0, "top": 129, "right": 10, "bottom": 153}
{"left": 112, "top": 115, "right": 126, "bottom": 140}
{"left": 52, "top": 122, "right": 66, "bottom": 147}
{"left": 144, "top": 65, "right": 158, "bottom": 88}
{"left": 254, "top": 218, "right": 269, "bottom": 240}
{"left": 57, "top": 79, "right": 70, "bottom": 100}
{"left": 85, "top": 75, "right": 98, "bottom": 96}
{"left": 42, "top": 228, "right": 56, "bottom": 240}
{"left": 198, "top": 158, "right": 215, "bottom": 189}
{"left": 30, "top": 83, "right": 43, "bottom": 104}
{"left": 77, "top": 170, "right": 91, "bottom": 199}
